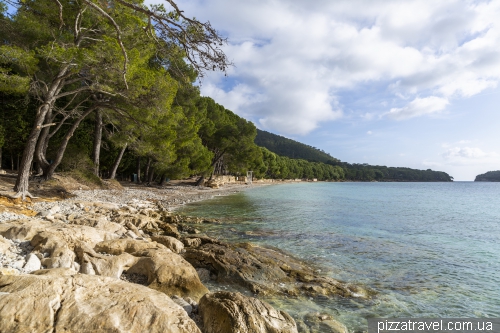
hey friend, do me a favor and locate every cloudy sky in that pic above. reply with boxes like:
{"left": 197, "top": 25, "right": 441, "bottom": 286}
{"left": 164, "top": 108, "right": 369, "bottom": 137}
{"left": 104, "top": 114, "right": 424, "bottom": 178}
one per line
{"left": 165, "top": 0, "right": 500, "bottom": 180}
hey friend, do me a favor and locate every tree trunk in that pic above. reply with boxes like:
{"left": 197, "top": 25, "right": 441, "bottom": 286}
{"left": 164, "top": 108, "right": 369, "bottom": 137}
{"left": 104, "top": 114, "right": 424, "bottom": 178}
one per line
{"left": 14, "top": 103, "right": 52, "bottom": 198}
{"left": 109, "top": 144, "right": 127, "bottom": 180}
{"left": 34, "top": 109, "right": 54, "bottom": 173}
{"left": 195, "top": 176, "right": 205, "bottom": 186}
{"left": 158, "top": 174, "right": 166, "bottom": 185}
{"left": 136, "top": 157, "right": 141, "bottom": 183}
{"left": 0, "top": 147, "right": 2, "bottom": 169}
{"left": 148, "top": 166, "right": 155, "bottom": 183}
{"left": 11, "top": 152, "right": 14, "bottom": 171}
{"left": 144, "top": 157, "right": 151, "bottom": 182}
{"left": 42, "top": 107, "right": 96, "bottom": 180}
{"left": 14, "top": 65, "right": 71, "bottom": 199}
{"left": 92, "top": 109, "right": 103, "bottom": 176}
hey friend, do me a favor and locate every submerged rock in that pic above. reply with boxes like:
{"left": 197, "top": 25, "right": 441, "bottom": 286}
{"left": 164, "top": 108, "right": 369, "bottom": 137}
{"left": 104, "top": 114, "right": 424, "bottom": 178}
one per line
{"left": 199, "top": 291, "right": 298, "bottom": 333}
{"left": 300, "top": 312, "right": 348, "bottom": 333}
{"left": 184, "top": 242, "right": 368, "bottom": 298}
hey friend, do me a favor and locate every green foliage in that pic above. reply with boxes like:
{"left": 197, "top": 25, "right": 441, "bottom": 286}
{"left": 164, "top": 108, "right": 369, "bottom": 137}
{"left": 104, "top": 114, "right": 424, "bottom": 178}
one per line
{"left": 255, "top": 129, "right": 339, "bottom": 163}
{"left": 198, "top": 97, "right": 260, "bottom": 176}
{"left": 474, "top": 171, "right": 500, "bottom": 182}
{"left": 0, "top": 0, "right": 454, "bottom": 185}
{"left": 338, "top": 163, "right": 453, "bottom": 182}
{"left": 0, "top": 45, "right": 37, "bottom": 94}
{"left": 254, "top": 129, "right": 451, "bottom": 182}
{"left": 255, "top": 149, "right": 344, "bottom": 181}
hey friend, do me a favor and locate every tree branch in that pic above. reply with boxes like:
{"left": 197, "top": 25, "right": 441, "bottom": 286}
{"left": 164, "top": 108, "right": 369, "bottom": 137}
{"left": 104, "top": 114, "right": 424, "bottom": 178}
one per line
{"left": 82, "top": 0, "right": 129, "bottom": 89}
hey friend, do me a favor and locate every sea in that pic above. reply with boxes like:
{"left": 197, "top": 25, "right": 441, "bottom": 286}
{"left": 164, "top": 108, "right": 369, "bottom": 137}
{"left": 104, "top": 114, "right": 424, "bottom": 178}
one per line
{"left": 178, "top": 182, "right": 500, "bottom": 332}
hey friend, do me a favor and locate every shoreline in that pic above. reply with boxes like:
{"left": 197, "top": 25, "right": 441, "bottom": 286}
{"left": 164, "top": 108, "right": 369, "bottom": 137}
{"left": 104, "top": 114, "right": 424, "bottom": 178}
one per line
{"left": 0, "top": 179, "right": 361, "bottom": 332}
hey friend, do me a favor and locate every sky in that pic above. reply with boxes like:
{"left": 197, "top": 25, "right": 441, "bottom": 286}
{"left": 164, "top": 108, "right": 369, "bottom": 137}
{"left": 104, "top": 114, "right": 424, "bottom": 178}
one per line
{"left": 156, "top": 0, "right": 500, "bottom": 180}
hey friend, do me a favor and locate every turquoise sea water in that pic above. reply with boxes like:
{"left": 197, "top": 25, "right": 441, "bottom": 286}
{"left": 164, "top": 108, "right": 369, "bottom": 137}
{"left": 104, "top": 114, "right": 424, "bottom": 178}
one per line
{"left": 178, "top": 182, "right": 500, "bottom": 332}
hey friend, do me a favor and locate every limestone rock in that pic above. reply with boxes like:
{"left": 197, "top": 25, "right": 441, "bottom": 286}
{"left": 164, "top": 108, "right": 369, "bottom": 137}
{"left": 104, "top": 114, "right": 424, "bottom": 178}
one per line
{"left": 302, "top": 313, "right": 348, "bottom": 333}
{"left": 127, "top": 249, "right": 209, "bottom": 301}
{"left": 171, "top": 295, "right": 193, "bottom": 315}
{"left": 93, "top": 201, "right": 120, "bottom": 210}
{"left": 11, "top": 259, "right": 25, "bottom": 270}
{"left": 0, "top": 273, "right": 201, "bottom": 333}
{"left": 81, "top": 252, "right": 138, "bottom": 279}
{"left": 0, "top": 267, "right": 19, "bottom": 276}
{"left": 160, "top": 223, "right": 181, "bottom": 238}
{"left": 23, "top": 253, "right": 41, "bottom": 272}
{"left": 151, "top": 235, "right": 184, "bottom": 253}
{"left": 184, "top": 242, "right": 365, "bottom": 298}
{"left": 94, "top": 238, "right": 167, "bottom": 255}
{"left": 199, "top": 291, "right": 298, "bottom": 333}
{"left": 182, "top": 237, "right": 202, "bottom": 248}
{"left": 0, "top": 235, "right": 10, "bottom": 253}
{"left": 71, "top": 216, "right": 127, "bottom": 235}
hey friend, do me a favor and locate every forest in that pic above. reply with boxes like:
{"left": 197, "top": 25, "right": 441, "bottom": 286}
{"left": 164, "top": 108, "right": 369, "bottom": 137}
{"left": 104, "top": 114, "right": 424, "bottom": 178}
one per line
{"left": 474, "top": 171, "right": 500, "bottom": 182}
{"left": 0, "top": 0, "right": 452, "bottom": 200}
{"left": 256, "top": 130, "right": 453, "bottom": 182}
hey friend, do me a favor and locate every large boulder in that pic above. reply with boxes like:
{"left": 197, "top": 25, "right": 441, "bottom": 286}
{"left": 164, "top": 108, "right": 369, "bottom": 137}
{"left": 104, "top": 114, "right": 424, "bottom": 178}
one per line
{"left": 151, "top": 235, "right": 184, "bottom": 253}
{"left": 199, "top": 291, "right": 297, "bottom": 333}
{"left": 0, "top": 271, "right": 201, "bottom": 333}
{"left": 70, "top": 216, "right": 127, "bottom": 236}
{"left": 94, "top": 239, "right": 167, "bottom": 255}
{"left": 127, "top": 249, "right": 209, "bottom": 301}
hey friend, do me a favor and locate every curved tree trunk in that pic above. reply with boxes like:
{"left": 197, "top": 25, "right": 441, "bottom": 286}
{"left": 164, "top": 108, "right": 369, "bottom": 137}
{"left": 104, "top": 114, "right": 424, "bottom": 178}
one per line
{"left": 92, "top": 109, "right": 103, "bottom": 176}
{"left": 34, "top": 109, "right": 54, "bottom": 174}
{"left": 14, "top": 65, "right": 71, "bottom": 199}
{"left": 109, "top": 144, "right": 127, "bottom": 180}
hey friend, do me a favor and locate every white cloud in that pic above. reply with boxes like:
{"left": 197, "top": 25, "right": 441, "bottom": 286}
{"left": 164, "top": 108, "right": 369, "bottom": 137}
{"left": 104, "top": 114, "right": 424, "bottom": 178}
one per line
{"left": 457, "top": 140, "right": 471, "bottom": 144}
{"left": 367, "top": 130, "right": 373, "bottom": 135}
{"left": 151, "top": 0, "right": 500, "bottom": 134}
{"left": 440, "top": 146, "right": 499, "bottom": 165}
{"left": 442, "top": 147, "right": 489, "bottom": 159}
{"left": 385, "top": 96, "right": 449, "bottom": 120}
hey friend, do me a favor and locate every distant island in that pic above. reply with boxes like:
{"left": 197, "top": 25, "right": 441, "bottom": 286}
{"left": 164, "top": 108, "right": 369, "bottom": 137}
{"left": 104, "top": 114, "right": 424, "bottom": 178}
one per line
{"left": 474, "top": 171, "right": 500, "bottom": 182}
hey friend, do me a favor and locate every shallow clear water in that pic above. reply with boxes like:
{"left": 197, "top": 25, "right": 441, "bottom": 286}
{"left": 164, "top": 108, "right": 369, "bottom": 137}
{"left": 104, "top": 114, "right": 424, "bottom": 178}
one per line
{"left": 178, "top": 182, "right": 500, "bottom": 332}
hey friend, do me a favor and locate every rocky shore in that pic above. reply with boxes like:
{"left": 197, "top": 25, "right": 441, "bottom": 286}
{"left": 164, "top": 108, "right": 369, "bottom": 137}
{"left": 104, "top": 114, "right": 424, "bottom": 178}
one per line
{"left": 0, "top": 181, "right": 367, "bottom": 332}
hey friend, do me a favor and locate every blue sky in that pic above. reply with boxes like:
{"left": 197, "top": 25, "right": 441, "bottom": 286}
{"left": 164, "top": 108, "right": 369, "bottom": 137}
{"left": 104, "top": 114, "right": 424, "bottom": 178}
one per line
{"left": 154, "top": 0, "right": 500, "bottom": 180}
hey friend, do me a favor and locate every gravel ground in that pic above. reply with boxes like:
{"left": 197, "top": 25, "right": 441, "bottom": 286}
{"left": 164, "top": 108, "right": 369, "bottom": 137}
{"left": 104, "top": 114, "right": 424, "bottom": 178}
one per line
{"left": 0, "top": 183, "right": 254, "bottom": 274}
{"left": 0, "top": 239, "right": 35, "bottom": 274}
{"left": 31, "top": 184, "right": 252, "bottom": 215}
{"left": 0, "top": 212, "right": 24, "bottom": 223}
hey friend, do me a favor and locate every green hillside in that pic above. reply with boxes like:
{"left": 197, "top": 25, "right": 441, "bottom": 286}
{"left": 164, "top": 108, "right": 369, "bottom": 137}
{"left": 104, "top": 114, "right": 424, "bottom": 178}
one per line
{"left": 255, "top": 129, "right": 339, "bottom": 163}
{"left": 475, "top": 171, "right": 500, "bottom": 182}
{"left": 255, "top": 129, "right": 453, "bottom": 182}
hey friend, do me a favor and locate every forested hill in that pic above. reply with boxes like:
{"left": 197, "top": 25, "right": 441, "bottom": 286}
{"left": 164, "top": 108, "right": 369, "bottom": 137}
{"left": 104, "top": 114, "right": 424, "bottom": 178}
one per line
{"left": 255, "top": 130, "right": 453, "bottom": 182}
{"left": 255, "top": 129, "right": 339, "bottom": 163}
{"left": 475, "top": 171, "right": 500, "bottom": 181}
